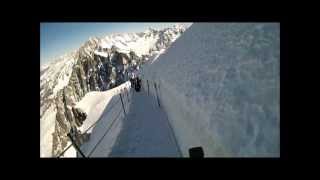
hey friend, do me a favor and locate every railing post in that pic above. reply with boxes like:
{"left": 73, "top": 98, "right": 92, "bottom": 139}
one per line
{"left": 154, "top": 82, "right": 161, "bottom": 108}
{"left": 119, "top": 93, "right": 126, "bottom": 115}
{"left": 147, "top": 80, "right": 150, "bottom": 96}
{"left": 67, "top": 133, "right": 86, "bottom": 158}
{"left": 126, "top": 89, "right": 129, "bottom": 102}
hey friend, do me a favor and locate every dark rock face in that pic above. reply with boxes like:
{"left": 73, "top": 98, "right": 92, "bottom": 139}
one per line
{"left": 72, "top": 107, "right": 87, "bottom": 126}
{"left": 51, "top": 47, "right": 143, "bottom": 156}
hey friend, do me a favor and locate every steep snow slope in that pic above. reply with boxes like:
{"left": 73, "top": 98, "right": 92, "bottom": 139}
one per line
{"left": 142, "top": 23, "right": 280, "bottom": 157}
{"left": 40, "top": 104, "right": 56, "bottom": 157}
{"left": 78, "top": 83, "right": 132, "bottom": 157}
{"left": 75, "top": 81, "right": 131, "bottom": 133}
{"left": 60, "top": 81, "right": 131, "bottom": 157}
{"left": 97, "top": 24, "right": 187, "bottom": 57}
{"left": 77, "top": 83, "right": 181, "bottom": 157}
{"left": 40, "top": 52, "right": 76, "bottom": 96}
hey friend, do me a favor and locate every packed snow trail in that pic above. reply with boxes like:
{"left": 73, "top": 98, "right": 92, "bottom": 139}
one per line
{"left": 78, "top": 83, "right": 181, "bottom": 157}
{"left": 79, "top": 95, "right": 125, "bottom": 157}
{"left": 109, "top": 90, "right": 181, "bottom": 157}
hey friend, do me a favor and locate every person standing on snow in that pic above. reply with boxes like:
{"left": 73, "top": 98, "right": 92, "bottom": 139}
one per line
{"left": 134, "top": 69, "right": 142, "bottom": 92}
{"left": 129, "top": 68, "right": 142, "bottom": 92}
{"left": 129, "top": 70, "right": 136, "bottom": 89}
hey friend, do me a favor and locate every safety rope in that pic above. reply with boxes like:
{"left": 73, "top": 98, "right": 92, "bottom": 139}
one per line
{"left": 57, "top": 92, "right": 127, "bottom": 158}
{"left": 87, "top": 109, "right": 123, "bottom": 157}
{"left": 57, "top": 80, "right": 184, "bottom": 158}
{"left": 143, "top": 79, "right": 183, "bottom": 157}
{"left": 86, "top": 89, "right": 131, "bottom": 157}
{"left": 82, "top": 97, "right": 121, "bottom": 134}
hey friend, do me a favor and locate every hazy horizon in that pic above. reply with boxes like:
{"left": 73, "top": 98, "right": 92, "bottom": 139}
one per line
{"left": 40, "top": 23, "right": 192, "bottom": 66}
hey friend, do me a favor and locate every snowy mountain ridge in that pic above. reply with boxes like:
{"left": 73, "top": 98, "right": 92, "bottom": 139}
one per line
{"left": 40, "top": 24, "right": 188, "bottom": 157}
{"left": 40, "top": 24, "right": 187, "bottom": 97}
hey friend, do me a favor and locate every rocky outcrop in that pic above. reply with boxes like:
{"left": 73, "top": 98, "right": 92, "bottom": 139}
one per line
{"left": 72, "top": 107, "right": 87, "bottom": 126}
{"left": 51, "top": 46, "right": 143, "bottom": 156}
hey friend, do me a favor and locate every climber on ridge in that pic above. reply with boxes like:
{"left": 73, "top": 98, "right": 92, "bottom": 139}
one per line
{"left": 129, "top": 69, "right": 142, "bottom": 92}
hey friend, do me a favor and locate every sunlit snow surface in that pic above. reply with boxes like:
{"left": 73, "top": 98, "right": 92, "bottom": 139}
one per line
{"left": 58, "top": 82, "right": 131, "bottom": 157}
{"left": 76, "top": 81, "right": 180, "bottom": 157}
{"left": 76, "top": 82, "right": 131, "bottom": 134}
{"left": 108, "top": 90, "right": 180, "bottom": 157}
{"left": 142, "top": 23, "right": 280, "bottom": 157}
{"left": 40, "top": 105, "right": 56, "bottom": 157}
{"left": 40, "top": 53, "right": 76, "bottom": 96}
{"left": 99, "top": 30, "right": 174, "bottom": 57}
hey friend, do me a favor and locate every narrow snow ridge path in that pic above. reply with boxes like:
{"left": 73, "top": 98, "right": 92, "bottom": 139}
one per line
{"left": 80, "top": 87, "right": 181, "bottom": 157}
{"left": 109, "top": 90, "right": 181, "bottom": 157}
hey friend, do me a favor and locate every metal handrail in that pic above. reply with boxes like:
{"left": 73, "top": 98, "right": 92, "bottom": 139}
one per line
{"left": 87, "top": 108, "right": 123, "bottom": 157}
{"left": 57, "top": 89, "right": 130, "bottom": 158}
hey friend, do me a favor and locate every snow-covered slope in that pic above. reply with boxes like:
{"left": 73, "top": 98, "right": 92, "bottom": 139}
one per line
{"left": 40, "top": 52, "right": 76, "bottom": 96}
{"left": 78, "top": 90, "right": 130, "bottom": 157}
{"left": 109, "top": 90, "right": 180, "bottom": 157}
{"left": 40, "top": 104, "right": 56, "bottom": 157}
{"left": 75, "top": 81, "right": 131, "bottom": 134}
{"left": 95, "top": 24, "right": 187, "bottom": 60}
{"left": 142, "top": 23, "right": 280, "bottom": 157}
{"left": 40, "top": 53, "right": 76, "bottom": 157}
{"left": 76, "top": 81, "right": 180, "bottom": 157}
{"left": 58, "top": 81, "right": 131, "bottom": 157}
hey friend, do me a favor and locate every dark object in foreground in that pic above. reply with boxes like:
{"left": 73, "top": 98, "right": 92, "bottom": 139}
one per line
{"left": 130, "top": 77, "right": 142, "bottom": 92}
{"left": 119, "top": 93, "right": 126, "bottom": 115}
{"left": 67, "top": 132, "right": 86, "bottom": 158}
{"left": 189, "top": 146, "right": 204, "bottom": 158}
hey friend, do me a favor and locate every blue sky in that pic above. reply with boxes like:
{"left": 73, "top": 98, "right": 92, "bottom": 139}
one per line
{"left": 41, "top": 23, "right": 191, "bottom": 65}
